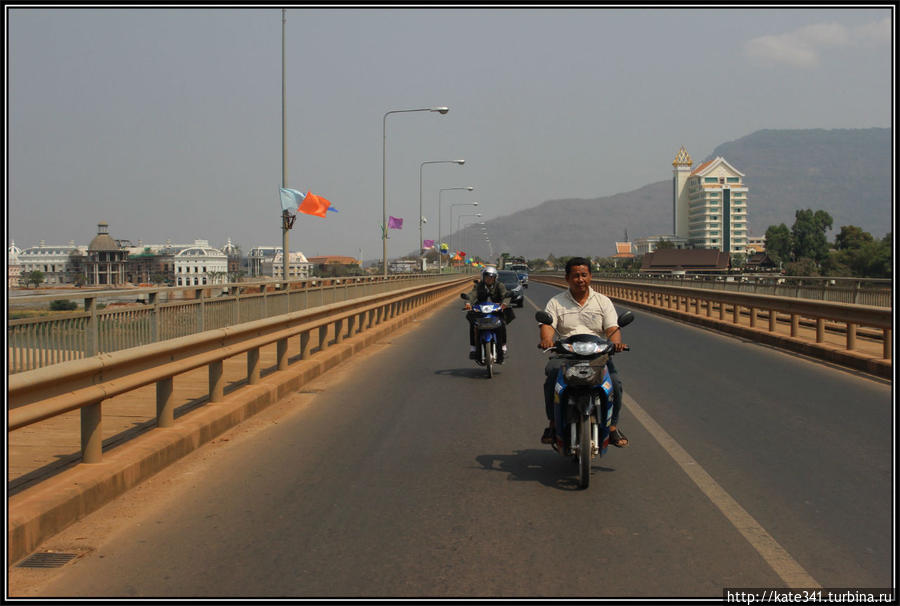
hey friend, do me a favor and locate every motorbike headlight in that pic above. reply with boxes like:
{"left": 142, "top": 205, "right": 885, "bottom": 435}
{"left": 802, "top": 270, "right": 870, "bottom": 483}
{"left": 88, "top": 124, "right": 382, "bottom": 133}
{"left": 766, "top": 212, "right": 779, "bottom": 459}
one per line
{"left": 566, "top": 341, "right": 601, "bottom": 356}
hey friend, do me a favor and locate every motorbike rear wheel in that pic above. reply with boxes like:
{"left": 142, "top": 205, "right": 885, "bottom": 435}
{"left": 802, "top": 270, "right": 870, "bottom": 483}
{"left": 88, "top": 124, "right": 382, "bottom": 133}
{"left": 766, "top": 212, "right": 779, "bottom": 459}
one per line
{"left": 577, "top": 417, "right": 591, "bottom": 489}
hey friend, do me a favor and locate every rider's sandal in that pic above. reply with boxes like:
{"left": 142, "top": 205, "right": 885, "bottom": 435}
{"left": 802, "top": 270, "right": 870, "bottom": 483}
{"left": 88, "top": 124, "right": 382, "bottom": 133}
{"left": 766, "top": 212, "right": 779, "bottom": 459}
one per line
{"left": 609, "top": 428, "right": 629, "bottom": 448}
{"left": 541, "top": 426, "right": 555, "bottom": 444}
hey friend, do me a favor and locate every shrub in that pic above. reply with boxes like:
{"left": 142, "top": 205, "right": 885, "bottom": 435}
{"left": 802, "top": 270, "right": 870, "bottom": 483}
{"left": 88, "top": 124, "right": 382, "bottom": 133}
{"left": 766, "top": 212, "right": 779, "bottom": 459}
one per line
{"left": 49, "top": 299, "right": 78, "bottom": 311}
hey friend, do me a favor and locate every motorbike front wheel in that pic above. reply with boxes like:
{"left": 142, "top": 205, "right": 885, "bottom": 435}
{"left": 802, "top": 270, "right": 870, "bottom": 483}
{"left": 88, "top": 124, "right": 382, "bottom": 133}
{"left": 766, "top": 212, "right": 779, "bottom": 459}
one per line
{"left": 484, "top": 342, "right": 494, "bottom": 378}
{"left": 577, "top": 417, "right": 591, "bottom": 489}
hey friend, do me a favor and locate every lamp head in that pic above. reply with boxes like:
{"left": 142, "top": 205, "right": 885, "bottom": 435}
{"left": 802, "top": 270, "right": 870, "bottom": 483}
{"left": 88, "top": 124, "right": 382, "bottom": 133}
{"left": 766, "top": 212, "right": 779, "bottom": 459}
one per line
{"left": 473, "top": 202, "right": 479, "bottom": 206}
{"left": 456, "top": 159, "right": 465, "bottom": 165}
{"left": 466, "top": 186, "right": 474, "bottom": 191}
{"left": 433, "top": 107, "right": 450, "bottom": 114}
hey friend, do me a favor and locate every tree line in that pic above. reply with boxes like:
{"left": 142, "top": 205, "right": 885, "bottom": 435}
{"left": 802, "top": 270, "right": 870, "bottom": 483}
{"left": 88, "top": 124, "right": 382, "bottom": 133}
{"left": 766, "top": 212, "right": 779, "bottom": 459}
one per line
{"left": 764, "top": 209, "right": 892, "bottom": 278}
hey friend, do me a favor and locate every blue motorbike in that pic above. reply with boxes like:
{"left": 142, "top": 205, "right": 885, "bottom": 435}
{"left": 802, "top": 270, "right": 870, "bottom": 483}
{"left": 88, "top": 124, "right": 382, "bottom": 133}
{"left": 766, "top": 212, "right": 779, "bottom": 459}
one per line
{"left": 461, "top": 293, "right": 505, "bottom": 378}
{"left": 536, "top": 309, "right": 633, "bottom": 489}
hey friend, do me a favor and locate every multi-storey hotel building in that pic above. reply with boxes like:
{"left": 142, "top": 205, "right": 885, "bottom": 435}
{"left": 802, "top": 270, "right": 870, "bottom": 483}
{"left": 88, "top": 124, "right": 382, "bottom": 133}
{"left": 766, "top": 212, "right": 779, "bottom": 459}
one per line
{"left": 673, "top": 146, "right": 749, "bottom": 254}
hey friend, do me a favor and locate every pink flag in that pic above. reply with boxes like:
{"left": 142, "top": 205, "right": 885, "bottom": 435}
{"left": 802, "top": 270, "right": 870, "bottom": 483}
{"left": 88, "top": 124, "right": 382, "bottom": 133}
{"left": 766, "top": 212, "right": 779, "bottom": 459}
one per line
{"left": 388, "top": 216, "right": 403, "bottom": 229}
{"left": 423, "top": 239, "right": 435, "bottom": 248}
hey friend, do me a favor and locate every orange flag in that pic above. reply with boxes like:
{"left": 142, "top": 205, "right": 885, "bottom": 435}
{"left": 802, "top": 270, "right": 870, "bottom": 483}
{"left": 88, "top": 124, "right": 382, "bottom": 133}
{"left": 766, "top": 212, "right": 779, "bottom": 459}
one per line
{"left": 298, "top": 192, "right": 332, "bottom": 218}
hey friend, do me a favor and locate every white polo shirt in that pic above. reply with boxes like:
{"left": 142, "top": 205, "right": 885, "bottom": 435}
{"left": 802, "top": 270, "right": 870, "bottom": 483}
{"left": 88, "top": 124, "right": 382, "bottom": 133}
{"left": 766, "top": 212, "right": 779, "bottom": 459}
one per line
{"left": 544, "top": 287, "right": 618, "bottom": 338}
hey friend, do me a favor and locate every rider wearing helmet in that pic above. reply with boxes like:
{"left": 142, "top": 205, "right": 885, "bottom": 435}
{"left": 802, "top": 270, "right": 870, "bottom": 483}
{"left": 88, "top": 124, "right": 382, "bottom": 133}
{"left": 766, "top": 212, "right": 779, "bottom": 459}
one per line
{"left": 464, "top": 266, "right": 512, "bottom": 360}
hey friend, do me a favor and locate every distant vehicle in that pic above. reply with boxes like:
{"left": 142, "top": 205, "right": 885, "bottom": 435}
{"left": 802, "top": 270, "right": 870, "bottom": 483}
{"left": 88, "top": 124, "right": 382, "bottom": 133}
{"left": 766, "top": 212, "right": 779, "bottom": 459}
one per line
{"left": 508, "top": 263, "right": 529, "bottom": 288}
{"left": 497, "top": 270, "right": 525, "bottom": 307}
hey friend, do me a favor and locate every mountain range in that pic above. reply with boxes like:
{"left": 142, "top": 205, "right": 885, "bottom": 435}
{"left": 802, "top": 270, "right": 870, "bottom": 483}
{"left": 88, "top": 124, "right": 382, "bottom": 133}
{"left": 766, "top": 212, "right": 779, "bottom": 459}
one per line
{"left": 451, "top": 128, "right": 892, "bottom": 260}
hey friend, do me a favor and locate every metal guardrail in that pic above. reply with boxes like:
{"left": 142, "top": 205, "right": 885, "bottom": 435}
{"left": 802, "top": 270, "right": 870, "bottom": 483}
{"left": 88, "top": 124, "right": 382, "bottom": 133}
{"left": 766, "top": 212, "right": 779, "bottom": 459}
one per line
{"left": 7, "top": 274, "right": 452, "bottom": 374}
{"left": 532, "top": 276, "right": 892, "bottom": 361}
{"left": 8, "top": 276, "right": 470, "bottom": 465}
{"left": 586, "top": 273, "right": 892, "bottom": 307}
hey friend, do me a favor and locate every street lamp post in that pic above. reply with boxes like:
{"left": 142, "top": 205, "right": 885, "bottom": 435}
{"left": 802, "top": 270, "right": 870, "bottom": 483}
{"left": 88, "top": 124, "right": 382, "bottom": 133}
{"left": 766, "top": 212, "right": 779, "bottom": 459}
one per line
{"left": 420, "top": 159, "right": 464, "bottom": 270}
{"left": 457, "top": 214, "right": 482, "bottom": 270}
{"left": 383, "top": 106, "right": 449, "bottom": 277}
{"left": 449, "top": 202, "right": 478, "bottom": 258}
{"left": 438, "top": 186, "right": 474, "bottom": 272}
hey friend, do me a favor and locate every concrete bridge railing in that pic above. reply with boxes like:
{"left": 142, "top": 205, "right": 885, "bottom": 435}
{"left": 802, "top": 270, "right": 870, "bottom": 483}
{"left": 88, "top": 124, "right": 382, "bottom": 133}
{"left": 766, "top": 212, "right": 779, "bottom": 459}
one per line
{"left": 7, "top": 273, "right": 450, "bottom": 375}
{"left": 8, "top": 276, "right": 470, "bottom": 463}
{"left": 532, "top": 276, "right": 892, "bottom": 378}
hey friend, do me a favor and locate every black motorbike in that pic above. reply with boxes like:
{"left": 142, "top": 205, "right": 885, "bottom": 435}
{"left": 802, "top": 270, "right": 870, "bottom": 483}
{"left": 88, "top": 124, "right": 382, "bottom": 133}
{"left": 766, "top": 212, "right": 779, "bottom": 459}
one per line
{"left": 536, "top": 309, "right": 633, "bottom": 489}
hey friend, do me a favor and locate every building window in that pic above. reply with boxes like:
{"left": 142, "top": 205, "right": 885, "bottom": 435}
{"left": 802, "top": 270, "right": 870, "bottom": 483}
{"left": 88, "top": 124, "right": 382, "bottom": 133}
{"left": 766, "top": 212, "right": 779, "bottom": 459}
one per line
{"left": 727, "top": 177, "right": 740, "bottom": 183}
{"left": 704, "top": 177, "right": 718, "bottom": 183}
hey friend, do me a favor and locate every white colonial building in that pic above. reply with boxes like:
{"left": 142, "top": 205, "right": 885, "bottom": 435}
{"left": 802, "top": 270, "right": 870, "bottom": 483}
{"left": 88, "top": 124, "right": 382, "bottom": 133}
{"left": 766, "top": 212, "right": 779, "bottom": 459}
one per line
{"left": 673, "top": 146, "right": 750, "bottom": 254}
{"left": 173, "top": 240, "right": 228, "bottom": 287}
{"left": 8, "top": 241, "right": 23, "bottom": 287}
{"left": 17, "top": 240, "right": 87, "bottom": 285}
{"left": 265, "top": 250, "right": 312, "bottom": 280}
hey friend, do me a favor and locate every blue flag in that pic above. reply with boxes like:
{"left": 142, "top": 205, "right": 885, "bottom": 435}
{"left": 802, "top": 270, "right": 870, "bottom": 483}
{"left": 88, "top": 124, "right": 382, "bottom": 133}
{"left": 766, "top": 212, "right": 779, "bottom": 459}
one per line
{"left": 280, "top": 188, "right": 306, "bottom": 213}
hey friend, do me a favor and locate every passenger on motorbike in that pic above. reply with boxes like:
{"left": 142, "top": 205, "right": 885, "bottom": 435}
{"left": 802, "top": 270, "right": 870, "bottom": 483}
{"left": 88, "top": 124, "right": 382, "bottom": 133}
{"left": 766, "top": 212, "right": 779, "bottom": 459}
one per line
{"left": 464, "top": 266, "right": 512, "bottom": 360}
{"left": 538, "top": 257, "right": 629, "bottom": 447}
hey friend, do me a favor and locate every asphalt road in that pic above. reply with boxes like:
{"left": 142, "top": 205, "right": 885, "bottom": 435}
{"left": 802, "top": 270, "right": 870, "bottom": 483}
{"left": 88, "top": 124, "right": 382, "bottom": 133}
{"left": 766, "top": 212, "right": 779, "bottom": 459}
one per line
{"left": 12, "top": 282, "right": 893, "bottom": 598}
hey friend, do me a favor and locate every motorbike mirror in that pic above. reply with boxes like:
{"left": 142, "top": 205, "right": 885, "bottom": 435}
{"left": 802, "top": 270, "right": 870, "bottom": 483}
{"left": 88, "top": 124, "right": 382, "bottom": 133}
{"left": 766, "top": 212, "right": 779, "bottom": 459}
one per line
{"left": 535, "top": 311, "right": 553, "bottom": 325}
{"left": 460, "top": 293, "right": 470, "bottom": 300}
{"left": 617, "top": 310, "right": 635, "bottom": 328}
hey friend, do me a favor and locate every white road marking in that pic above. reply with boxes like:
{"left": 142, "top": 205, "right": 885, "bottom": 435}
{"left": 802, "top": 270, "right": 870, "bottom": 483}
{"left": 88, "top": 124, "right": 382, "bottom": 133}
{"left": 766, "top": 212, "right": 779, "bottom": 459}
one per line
{"left": 625, "top": 393, "right": 821, "bottom": 588}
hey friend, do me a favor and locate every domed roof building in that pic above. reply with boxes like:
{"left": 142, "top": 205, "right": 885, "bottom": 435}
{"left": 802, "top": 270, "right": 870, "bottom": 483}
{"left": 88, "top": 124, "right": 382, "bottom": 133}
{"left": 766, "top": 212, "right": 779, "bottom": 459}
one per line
{"left": 85, "top": 222, "right": 128, "bottom": 285}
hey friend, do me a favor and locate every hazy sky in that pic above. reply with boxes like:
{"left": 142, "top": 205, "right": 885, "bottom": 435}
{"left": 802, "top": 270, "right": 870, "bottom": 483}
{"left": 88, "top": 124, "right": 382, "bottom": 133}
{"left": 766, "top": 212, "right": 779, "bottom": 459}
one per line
{"left": 6, "top": 5, "right": 893, "bottom": 261}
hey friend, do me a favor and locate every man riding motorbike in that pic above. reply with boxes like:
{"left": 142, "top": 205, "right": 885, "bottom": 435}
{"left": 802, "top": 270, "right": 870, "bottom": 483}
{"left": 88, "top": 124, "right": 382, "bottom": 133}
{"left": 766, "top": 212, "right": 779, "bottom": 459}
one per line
{"left": 538, "top": 257, "right": 629, "bottom": 447}
{"left": 464, "top": 266, "right": 513, "bottom": 360}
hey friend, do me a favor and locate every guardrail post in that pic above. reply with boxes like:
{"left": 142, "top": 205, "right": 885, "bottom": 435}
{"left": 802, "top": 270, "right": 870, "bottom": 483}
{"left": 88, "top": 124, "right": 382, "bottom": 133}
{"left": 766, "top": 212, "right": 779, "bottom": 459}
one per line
{"left": 846, "top": 323, "right": 857, "bottom": 351}
{"left": 209, "top": 360, "right": 224, "bottom": 402}
{"left": 815, "top": 318, "right": 825, "bottom": 343}
{"left": 883, "top": 329, "right": 891, "bottom": 359}
{"left": 233, "top": 286, "right": 242, "bottom": 325}
{"left": 149, "top": 292, "right": 160, "bottom": 343}
{"left": 85, "top": 297, "right": 98, "bottom": 357}
{"left": 791, "top": 314, "right": 799, "bottom": 337}
{"left": 156, "top": 378, "right": 174, "bottom": 427}
{"left": 277, "top": 338, "right": 288, "bottom": 370}
{"left": 319, "top": 325, "right": 330, "bottom": 351}
{"left": 750, "top": 307, "right": 757, "bottom": 328}
{"left": 300, "top": 330, "right": 311, "bottom": 360}
{"left": 248, "top": 347, "right": 261, "bottom": 384}
{"left": 81, "top": 401, "right": 103, "bottom": 463}
{"left": 732, "top": 304, "right": 739, "bottom": 324}
{"left": 196, "top": 289, "right": 205, "bottom": 333}
{"left": 769, "top": 310, "right": 777, "bottom": 332}
{"left": 334, "top": 319, "right": 345, "bottom": 344}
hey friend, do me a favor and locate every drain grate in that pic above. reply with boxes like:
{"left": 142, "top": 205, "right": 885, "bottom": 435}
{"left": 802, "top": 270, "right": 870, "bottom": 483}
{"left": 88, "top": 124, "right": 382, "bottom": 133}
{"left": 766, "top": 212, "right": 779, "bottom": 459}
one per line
{"left": 18, "top": 552, "right": 78, "bottom": 568}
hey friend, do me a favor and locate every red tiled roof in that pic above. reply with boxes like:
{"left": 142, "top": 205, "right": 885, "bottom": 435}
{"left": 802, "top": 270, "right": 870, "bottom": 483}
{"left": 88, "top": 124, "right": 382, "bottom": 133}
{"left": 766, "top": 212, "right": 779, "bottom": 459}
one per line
{"left": 308, "top": 256, "right": 359, "bottom": 264}
{"left": 690, "top": 159, "right": 715, "bottom": 176}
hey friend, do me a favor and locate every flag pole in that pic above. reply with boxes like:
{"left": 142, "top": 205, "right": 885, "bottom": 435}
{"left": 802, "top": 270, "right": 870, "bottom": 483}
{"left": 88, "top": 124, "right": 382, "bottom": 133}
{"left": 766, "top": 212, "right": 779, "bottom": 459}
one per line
{"left": 280, "top": 8, "right": 294, "bottom": 283}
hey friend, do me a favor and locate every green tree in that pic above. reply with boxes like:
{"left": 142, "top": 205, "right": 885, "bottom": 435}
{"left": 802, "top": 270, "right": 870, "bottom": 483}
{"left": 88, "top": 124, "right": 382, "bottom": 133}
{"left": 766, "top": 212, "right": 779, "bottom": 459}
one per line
{"left": 791, "top": 209, "right": 833, "bottom": 264}
{"left": 783, "top": 257, "right": 819, "bottom": 277}
{"left": 24, "top": 270, "right": 45, "bottom": 288}
{"left": 764, "top": 223, "right": 792, "bottom": 262}
{"left": 834, "top": 225, "right": 874, "bottom": 251}
{"left": 655, "top": 238, "right": 676, "bottom": 250}
{"left": 848, "top": 239, "right": 892, "bottom": 278}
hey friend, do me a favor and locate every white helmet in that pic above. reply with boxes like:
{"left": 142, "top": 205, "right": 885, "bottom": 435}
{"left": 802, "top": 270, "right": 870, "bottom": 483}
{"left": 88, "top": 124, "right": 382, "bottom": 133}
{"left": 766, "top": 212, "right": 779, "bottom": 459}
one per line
{"left": 482, "top": 266, "right": 498, "bottom": 279}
